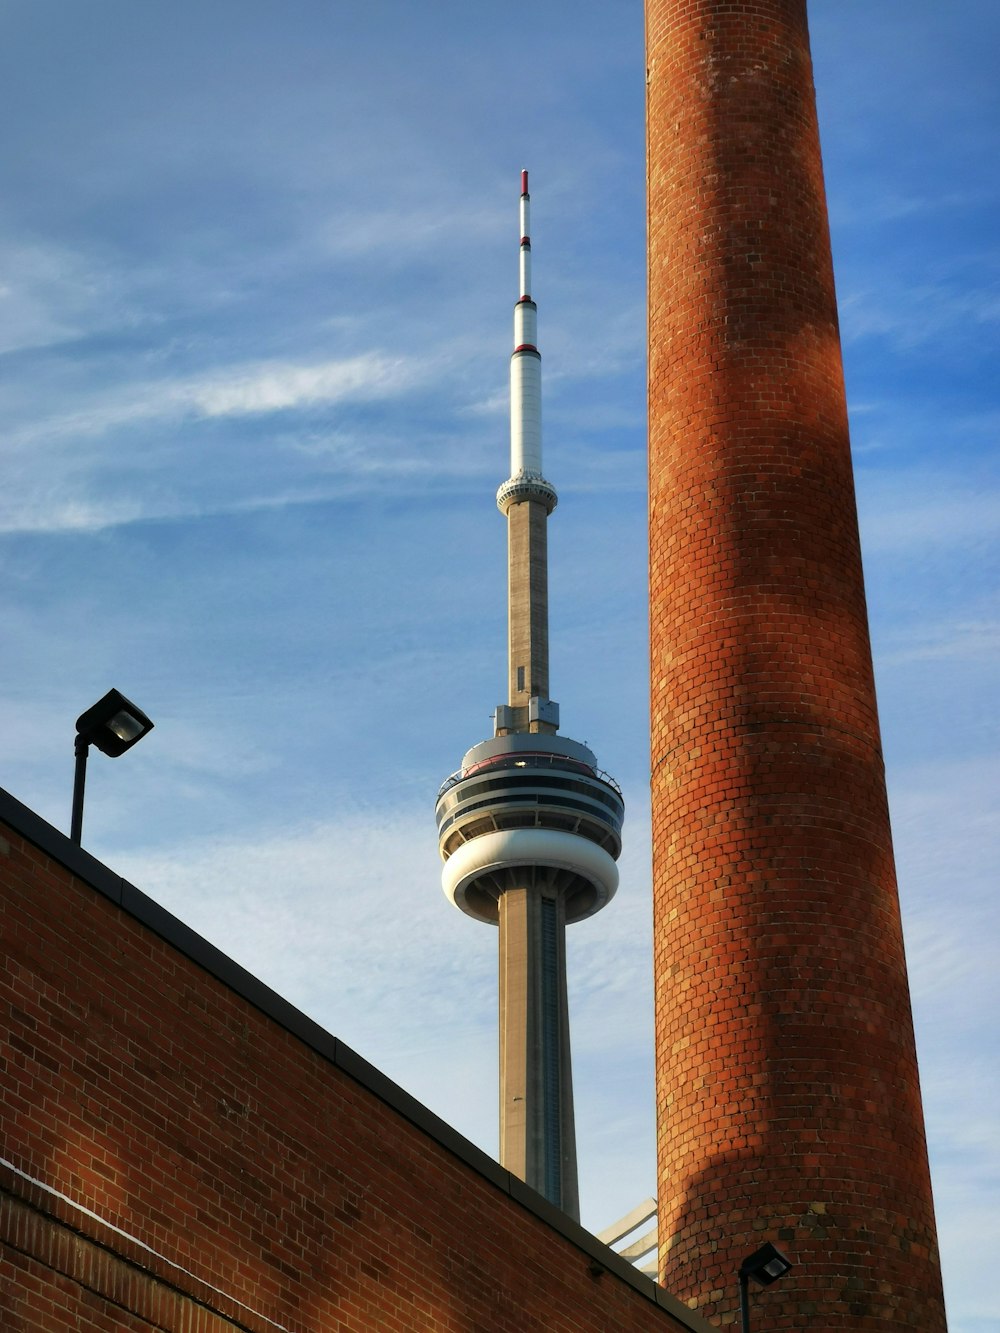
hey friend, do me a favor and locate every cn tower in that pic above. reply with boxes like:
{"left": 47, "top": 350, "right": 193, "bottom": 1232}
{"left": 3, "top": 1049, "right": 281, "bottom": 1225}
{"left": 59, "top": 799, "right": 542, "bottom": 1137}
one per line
{"left": 435, "top": 172, "right": 624, "bottom": 1220}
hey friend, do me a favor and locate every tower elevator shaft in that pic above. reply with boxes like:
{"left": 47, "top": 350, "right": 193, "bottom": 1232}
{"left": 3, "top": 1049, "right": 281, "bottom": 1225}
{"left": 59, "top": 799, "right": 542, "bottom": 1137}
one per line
{"left": 499, "top": 884, "right": 577, "bottom": 1216}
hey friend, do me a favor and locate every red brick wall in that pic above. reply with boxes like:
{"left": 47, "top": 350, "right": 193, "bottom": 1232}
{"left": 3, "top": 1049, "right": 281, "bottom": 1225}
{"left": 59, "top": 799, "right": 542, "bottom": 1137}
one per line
{"left": 645, "top": 1, "right": 946, "bottom": 1327}
{"left": 0, "top": 799, "right": 710, "bottom": 1333}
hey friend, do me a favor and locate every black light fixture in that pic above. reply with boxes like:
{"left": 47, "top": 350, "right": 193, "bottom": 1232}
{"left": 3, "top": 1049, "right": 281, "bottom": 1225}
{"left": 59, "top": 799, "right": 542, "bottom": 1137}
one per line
{"left": 71, "top": 688, "right": 154, "bottom": 845}
{"left": 738, "top": 1242, "right": 793, "bottom": 1333}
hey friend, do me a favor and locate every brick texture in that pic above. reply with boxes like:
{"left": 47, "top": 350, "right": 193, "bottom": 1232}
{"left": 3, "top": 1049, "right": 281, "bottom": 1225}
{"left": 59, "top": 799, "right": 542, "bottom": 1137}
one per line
{"left": 645, "top": 1, "right": 947, "bottom": 1327}
{"left": 0, "top": 816, "right": 707, "bottom": 1333}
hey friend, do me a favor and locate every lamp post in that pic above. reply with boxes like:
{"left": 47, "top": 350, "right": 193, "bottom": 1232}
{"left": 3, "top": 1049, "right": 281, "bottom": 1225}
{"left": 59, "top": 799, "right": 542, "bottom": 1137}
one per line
{"left": 738, "top": 1242, "right": 793, "bottom": 1333}
{"left": 71, "top": 688, "right": 154, "bottom": 845}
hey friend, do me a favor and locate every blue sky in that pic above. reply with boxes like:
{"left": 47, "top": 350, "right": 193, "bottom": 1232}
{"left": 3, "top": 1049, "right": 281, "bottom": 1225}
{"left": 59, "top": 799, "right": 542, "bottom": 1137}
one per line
{"left": 1, "top": 2, "right": 997, "bottom": 1327}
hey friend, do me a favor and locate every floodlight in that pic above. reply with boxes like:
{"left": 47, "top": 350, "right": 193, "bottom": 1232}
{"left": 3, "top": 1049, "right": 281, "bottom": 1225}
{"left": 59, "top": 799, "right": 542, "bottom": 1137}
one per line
{"left": 71, "top": 689, "right": 154, "bottom": 844}
{"left": 738, "top": 1242, "right": 792, "bottom": 1332}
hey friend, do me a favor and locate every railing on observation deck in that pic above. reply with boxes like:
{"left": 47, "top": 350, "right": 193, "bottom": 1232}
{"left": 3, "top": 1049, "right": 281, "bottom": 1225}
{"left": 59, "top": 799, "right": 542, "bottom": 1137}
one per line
{"left": 436, "top": 752, "right": 623, "bottom": 802}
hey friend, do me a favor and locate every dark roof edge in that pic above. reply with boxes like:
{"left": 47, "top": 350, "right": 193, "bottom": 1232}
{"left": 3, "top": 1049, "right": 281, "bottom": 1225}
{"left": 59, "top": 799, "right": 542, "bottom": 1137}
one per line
{"left": 0, "top": 785, "right": 715, "bottom": 1333}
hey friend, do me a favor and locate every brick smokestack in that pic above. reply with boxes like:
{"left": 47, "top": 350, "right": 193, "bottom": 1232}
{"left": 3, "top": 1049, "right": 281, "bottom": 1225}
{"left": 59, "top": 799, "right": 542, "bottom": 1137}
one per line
{"left": 646, "top": 2, "right": 947, "bottom": 1328}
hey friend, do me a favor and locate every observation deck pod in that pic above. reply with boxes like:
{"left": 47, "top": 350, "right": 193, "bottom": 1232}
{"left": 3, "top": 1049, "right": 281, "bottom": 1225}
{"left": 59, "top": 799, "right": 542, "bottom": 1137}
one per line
{"left": 436, "top": 733, "right": 623, "bottom": 926}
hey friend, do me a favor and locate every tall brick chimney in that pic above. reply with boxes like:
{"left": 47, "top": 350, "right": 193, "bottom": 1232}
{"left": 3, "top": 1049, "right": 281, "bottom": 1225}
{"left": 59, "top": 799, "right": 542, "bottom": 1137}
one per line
{"left": 645, "top": 2, "right": 947, "bottom": 1328}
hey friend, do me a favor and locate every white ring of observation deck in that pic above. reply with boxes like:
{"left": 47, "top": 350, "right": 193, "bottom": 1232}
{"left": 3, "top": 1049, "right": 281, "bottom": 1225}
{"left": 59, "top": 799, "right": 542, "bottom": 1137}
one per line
{"left": 441, "top": 827, "right": 619, "bottom": 925}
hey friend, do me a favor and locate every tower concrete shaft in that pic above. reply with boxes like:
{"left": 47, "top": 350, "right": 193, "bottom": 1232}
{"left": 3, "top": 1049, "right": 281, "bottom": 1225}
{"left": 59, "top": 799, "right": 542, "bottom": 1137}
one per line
{"left": 436, "top": 173, "right": 623, "bottom": 1221}
{"left": 499, "top": 883, "right": 578, "bottom": 1219}
{"left": 646, "top": 3, "right": 946, "bottom": 1328}
{"left": 506, "top": 500, "right": 551, "bottom": 725}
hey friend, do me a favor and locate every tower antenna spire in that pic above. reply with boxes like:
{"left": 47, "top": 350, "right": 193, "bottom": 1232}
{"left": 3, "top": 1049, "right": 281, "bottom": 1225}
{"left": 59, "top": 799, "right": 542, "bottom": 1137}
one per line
{"left": 435, "top": 174, "right": 624, "bottom": 1220}
{"left": 497, "top": 167, "right": 558, "bottom": 732}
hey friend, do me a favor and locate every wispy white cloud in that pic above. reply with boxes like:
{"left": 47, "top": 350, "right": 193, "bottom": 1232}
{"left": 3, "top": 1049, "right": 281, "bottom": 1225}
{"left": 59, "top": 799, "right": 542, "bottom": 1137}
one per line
{"left": 878, "top": 617, "right": 1000, "bottom": 667}
{"left": 839, "top": 278, "right": 1000, "bottom": 348}
{"left": 7, "top": 351, "right": 416, "bottom": 447}
{"left": 0, "top": 471, "right": 464, "bottom": 537}
{"left": 830, "top": 188, "right": 995, "bottom": 229}
{"left": 0, "top": 496, "right": 154, "bottom": 536}
{"left": 189, "top": 353, "right": 412, "bottom": 417}
{"left": 0, "top": 238, "right": 120, "bottom": 356}
{"left": 316, "top": 200, "right": 507, "bottom": 260}
{"left": 110, "top": 794, "right": 661, "bottom": 1231}
{"left": 871, "top": 754, "right": 999, "bottom": 1330}
{"left": 114, "top": 809, "right": 496, "bottom": 1131}
{"left": 0, "top": 349, "right": 432, "bottom": 533}
{"left": 857, "top": 470, "right": 1000, "bottom": 553}
{"left": 461, "top": 389, "right": 508, "bottom": 419}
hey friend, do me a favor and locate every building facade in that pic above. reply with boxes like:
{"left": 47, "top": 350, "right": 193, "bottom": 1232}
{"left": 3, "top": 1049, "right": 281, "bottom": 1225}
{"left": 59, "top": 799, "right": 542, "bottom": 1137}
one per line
{"left": 0, "top": 788, "right": 706, "bottom": 1333}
